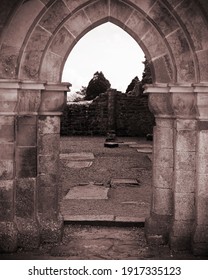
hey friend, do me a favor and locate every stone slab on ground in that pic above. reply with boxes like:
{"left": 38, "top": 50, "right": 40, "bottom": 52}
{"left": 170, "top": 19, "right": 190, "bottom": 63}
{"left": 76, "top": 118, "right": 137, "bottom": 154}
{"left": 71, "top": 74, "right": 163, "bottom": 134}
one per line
{"left": 62, "top": 214, "right": 145, "bottom": 223}
{"left": 60, "top": 152, "right": 95, "bottom": 161}
{"left": 111, "top": 178, "right": 140, "bottom": 188}
{"left": 63, "top": 215, "right": 114, "bottom": 221}
{"left": 115, "top": 216, "right": 145, "bottom": 223}
{"left": 66, "top": 161, "right": 93, "bottom": 168}
{"left": 64, "top": 183, "right": 109, "bottom": 199}
{"left": 137, "top": 148, "right": 152, "bottom": 154}
{"left": 129, "top": 144, "right": 152, "bottom": 148}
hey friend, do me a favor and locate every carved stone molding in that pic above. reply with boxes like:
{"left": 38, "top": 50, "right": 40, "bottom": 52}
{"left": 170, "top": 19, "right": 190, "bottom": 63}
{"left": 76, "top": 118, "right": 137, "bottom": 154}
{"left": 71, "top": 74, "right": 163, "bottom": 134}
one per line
{"left": 144, "top": 84, "right": 173, "bottom": 118}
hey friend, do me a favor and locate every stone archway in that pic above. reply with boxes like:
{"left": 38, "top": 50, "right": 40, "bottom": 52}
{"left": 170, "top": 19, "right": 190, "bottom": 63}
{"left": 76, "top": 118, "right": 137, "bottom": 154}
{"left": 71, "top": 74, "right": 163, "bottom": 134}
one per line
{"left": 0, "top": 0, "right": 208, "bottom": 255}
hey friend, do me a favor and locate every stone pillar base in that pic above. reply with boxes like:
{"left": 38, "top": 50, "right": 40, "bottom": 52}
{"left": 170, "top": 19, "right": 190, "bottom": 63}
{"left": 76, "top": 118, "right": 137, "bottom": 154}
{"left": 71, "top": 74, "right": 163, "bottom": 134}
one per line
{"left": 145, "top": 214, "right": 172, "bottom": 245}
{"left": 192, "top": 225, "right": 208, "bottom": 256}
{"left": 0, "top": 222, "right": 18, "bottom": 253}
{"left": 38, "top": 215, "right": 63, "bottom": 243}
{"left": 16, "top": 218, "right": 40, "bottom": 250}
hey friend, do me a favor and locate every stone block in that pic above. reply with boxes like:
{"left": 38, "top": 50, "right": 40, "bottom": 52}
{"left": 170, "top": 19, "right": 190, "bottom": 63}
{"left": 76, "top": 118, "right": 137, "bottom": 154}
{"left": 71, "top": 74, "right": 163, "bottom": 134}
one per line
{"left": 153, "top": 188, "right": 173, "bottom": 215}
{"left": 176, "top": 119, "right": 197, "bottom": 130}
{"left": 38, "top": 116, "right": 60, "bottom": 134}
{"left": 18, "top": 90, "right": 41, "bottom": 113}
{"left": 175, "top": 170, "right": 195, "bottom": 193}
{"left": 38, "top": 134, "right": 60, "bottom": 155}
{"left": 38, "top": 155, "right": 59, "bottom": 175}
{"left": 39, "top": 90, "right": 65, "bottom": 112}
{"left": 0, "top": 143, "right": 14, "bottom": 159}
{"left": 16, "top": 147, "right": 37, "bottom": 178}
{"left": 197, "top": 49, "right": 208, "bottom": 82}
{"left": 64, "top": 0, "right": 88, "bottom": 12}
{"left": 141, "top": 27, "right": 167, "bottom": 58}
{"left": 156, "top": 118, "right": 173, "bottom": 128}
{"left": 21, "top": 50, "right": 41, "bottom": 80}
{"left": 126, "top": 10, "right": 152, "bottom": 39}
{"left": 16, "top": 217, "right": 40, "bottom": 249}
{"left": 155, "top": 126, "right": 173, "bottom": 148}
{"left": 197, "top": 174, "right": 208, "bottom": 196}
{"left": 148, "top": 1, "right": 179, "bottom": 36}
{"left": 64, "top": 9, "right": 91, "bottom": 38}
{"left": 166, "top": 29, "right": 195, "bottom": 82}
{"left": 171, "top": 220, "right": 193, "bottom": 237}
{"left": 0, "top": 116, "right": 14, "bottom": 142}
{"left": 84, "top": 0, "right": 108, "bottom": 24}
{"left": 15, "top": 178, "right": 36, "bottom": 219}
{"left": 174, "top": 193, "right": 195, "bottom": 221}
{"left": 0, "top": 44, "right": 18, "bottom": 79}
{"left": 0, "top": 222, "right": 18, "bottom": 253}
{"left": 196, "top": 196, "right": 208, "bottom": 225}
{"left": 38, "top": 186, "right": 58, "bottom": 218}
{"left": 197, "top": 153, "right": 208, "bottom": 174}
{"left": 175, "top": 151, "right": 195, "bottom": 171}
{"left": 129, "top": 0, "right": 156, "bottom": 13}
{"left": 49, "top": 27, "right": 74, "bottom": 57}
{"left": 175, "top": 130, "right": 196, "bottom": 152}
{"left": 17, "top": 117, "right": 37, "bottom": 146}
{"left": 153, "top": 166, "right": 173, "bottom": 189}
{"left": 0, "top": 200, "right": 13, "bottom": 221}
{"left": 40, "top": 51, "right": 62, "bottom": 82}
{"left": 0, "top": 89, "right": 17, "bottom": 112}
{"left": 155, "top": 148, "right": 173, "bottom": 168}
{"left": 37, "top": 174, "right": 57, "bottom": 189}
{"left": 0, "top": 160, "right": 13, "bottom": 180}
{"left": 110, "top": 0, "right": 133, "bottom": 23}
{"left": 39, "top": 0, "right": 69, "bottom": 33}
{"left": 0, "top": 180, "right": 13, "bottom": 201}
{"left": 152, "top": 55, "right": 173, "bottom": 83}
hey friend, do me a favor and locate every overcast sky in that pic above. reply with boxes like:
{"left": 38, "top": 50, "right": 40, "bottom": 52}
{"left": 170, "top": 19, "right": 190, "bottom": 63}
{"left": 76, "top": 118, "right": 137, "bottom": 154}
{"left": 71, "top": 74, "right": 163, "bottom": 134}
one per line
{"left": 62, "top": 22, "right": 145, "bottom": 94}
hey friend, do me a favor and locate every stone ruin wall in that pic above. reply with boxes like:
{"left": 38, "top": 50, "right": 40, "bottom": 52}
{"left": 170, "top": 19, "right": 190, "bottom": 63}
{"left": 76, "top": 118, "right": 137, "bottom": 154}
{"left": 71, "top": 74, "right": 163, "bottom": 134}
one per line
{"left": 61, "top": 91, "right": 155, "bottom": 137}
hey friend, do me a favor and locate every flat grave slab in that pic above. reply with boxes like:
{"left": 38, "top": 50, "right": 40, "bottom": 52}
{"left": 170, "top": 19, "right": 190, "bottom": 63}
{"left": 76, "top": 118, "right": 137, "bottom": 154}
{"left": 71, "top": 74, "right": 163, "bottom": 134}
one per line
{"left": 63, "top": 215, "right": 114, "bottom": 222}
{"left": 137, "top": 148, "right": 152, "bottom": 154}
{"left": 64, "top": 183, "right": 109, "bottom": 200}
{"left": 111, "top": 178, "right": 140, "bottom": 188}
{"left": 60, "top": 152, "right": 95, "bottom": 161}
{"left": 66, "top": 161, "right": 93, "bottom": 169}
{"left": 129, "top": 144, "right": 152, "bottom": 148}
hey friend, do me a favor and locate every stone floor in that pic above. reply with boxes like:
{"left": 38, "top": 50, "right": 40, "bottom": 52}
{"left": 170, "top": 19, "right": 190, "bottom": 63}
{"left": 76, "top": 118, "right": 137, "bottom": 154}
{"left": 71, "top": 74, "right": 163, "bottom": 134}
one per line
{"left": 60, "top": 137, "right": 152, "bottom": 223}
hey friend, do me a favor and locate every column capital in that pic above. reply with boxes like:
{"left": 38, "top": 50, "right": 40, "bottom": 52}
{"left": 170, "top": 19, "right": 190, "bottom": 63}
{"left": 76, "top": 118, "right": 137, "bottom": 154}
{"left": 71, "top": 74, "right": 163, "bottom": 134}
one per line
{"left": 169, "top": 84, "right": 196, "bottom": 119}
{"left": 144, "top": 83, "right": 173, "bottom": 118}
{"left": 193, "top": 83, "right": 208, "bottom": 120}
{"left": 39, "top": 82, "right": 71, "bottom": 115}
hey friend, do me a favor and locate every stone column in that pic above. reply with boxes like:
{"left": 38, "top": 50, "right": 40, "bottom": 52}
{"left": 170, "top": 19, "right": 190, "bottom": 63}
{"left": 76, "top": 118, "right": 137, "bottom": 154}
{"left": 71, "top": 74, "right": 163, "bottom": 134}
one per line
{"left": 193, "top": 83, "right": 208, "bottom": 255}
{"left": 15, "top": 81, "right": 43, "bottom": 250}
{"left": 144, "top": 84, "right": 174, "bottom": 245}
{"left": 169, "top": 85, "right": 196, "bottom": 251}
{"left": 37, "top": 82, "right": 70, "bottom": 243}
{"left": 0, "top": 80, "right": 18, "bottom": 252}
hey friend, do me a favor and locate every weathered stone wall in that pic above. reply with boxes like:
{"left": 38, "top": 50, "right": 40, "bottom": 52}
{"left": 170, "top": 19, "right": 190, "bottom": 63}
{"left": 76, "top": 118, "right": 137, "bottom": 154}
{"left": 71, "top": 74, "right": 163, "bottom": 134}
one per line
{"left": 61, "top": 92, "right": 155, "bottom": 137}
